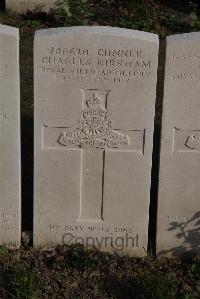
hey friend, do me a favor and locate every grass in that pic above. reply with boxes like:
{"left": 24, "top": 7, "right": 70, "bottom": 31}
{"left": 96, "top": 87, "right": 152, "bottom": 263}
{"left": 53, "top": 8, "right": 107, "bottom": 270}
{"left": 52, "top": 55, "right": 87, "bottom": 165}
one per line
{"left": 4, "top": 266, "right": 39, "bottom": 299}
{"left": 0, "top": 245, "right": 198, "bottom": 298}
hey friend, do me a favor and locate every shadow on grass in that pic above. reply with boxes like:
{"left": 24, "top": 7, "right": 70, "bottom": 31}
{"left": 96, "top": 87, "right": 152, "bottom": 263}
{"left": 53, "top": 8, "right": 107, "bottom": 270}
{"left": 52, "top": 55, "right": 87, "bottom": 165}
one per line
{"left": 105, "top": 273, "right": 177, "bottom": 299}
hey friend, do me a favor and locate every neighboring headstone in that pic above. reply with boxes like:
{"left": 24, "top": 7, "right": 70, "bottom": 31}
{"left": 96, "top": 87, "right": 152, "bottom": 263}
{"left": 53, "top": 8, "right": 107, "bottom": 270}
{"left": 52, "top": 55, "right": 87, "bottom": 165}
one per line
{"left": 34, "top": 26, "right": 159, "bottom": 255}
{"left": 157, "top": 33, "right": 200, "bottom": 258}
{"left": 6, "top": 0, "right": 56, "bottom": 13}
{"left": 0, "top": 25, "right": 21, "bottom": 248}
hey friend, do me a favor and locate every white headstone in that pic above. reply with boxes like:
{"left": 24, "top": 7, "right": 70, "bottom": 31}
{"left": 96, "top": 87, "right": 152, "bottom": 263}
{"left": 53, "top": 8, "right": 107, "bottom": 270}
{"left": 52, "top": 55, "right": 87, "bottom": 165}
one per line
{"left": 157, "top": 32, "right": 200, "bottom": 257}
{"left": 7, "top": 0, "right": 55, "bottom": 13}
{"left": 34, "top": 26, "right": 159, "bottom": 255}
{"left": 0, "top": 25, "right": 21, "bottom": 248}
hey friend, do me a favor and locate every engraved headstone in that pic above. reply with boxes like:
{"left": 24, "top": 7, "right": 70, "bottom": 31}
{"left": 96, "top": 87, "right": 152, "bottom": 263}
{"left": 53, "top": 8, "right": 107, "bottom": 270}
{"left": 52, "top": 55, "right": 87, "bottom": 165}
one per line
{"left": 34, "top": 26, "right": 159, "bottom": 255}
{"left": 157, "top": 33, "right": 200, "bottom": 257}
{"left": 0, "top": 25, "right": 21, "bottom": 248}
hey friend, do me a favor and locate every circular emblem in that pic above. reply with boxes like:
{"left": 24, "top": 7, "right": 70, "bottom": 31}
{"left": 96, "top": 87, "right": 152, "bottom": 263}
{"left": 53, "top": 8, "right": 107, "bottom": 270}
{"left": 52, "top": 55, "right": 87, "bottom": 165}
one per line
{"left": 82, "top": 115, "right": 111, "bottom": 137}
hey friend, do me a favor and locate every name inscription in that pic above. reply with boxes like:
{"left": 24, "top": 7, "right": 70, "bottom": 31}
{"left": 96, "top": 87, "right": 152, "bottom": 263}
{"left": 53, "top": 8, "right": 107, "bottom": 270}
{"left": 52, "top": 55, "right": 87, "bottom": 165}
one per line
{"left": 171, "top": 51, "right": 200, "bottom": 88}
{"left": 40, "top": 46, "right": 152, "bottom": 84}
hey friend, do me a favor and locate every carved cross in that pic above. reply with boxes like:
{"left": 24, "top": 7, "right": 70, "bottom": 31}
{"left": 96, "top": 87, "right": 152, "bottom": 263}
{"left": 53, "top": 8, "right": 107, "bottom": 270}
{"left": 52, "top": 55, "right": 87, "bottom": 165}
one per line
{"left": 43, "top": 89, "right": 144, "bottom": 222}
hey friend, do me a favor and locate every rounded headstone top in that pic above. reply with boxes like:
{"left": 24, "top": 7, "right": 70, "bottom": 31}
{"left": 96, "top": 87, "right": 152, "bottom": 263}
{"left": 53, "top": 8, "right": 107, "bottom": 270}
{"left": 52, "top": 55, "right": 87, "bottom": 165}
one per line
{"left": 0, "top": 25, "right": 19, "bottom": 36}
{"left": 167, "top": 31, "right": 200, "bottom": 44}
{"left": 35, "top": 26, "right": 159, "bottom": 44}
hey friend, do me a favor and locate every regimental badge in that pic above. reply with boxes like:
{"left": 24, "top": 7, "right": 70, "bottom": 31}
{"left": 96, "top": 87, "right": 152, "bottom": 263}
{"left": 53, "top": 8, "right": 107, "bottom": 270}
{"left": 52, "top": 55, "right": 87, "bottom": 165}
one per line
{"left": 58, "top": 91, "right": 130, "bottom": 149}
{"left": 185, "top": 135, "right": 200, "bottom": 150}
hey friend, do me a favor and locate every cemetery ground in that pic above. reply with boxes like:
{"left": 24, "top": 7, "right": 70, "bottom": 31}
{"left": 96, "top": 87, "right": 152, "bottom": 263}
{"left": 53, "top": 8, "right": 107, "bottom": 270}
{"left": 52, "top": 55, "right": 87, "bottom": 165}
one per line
{"left": 0, "top": 0, "right": 200, "bottom": 298}
{"left": 0, "top": 245, "right": 199, "bottom": 298}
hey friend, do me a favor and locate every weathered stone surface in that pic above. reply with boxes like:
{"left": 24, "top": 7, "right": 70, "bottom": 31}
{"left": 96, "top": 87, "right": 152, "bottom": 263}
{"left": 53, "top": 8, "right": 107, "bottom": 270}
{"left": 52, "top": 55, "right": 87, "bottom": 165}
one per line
{"left": 34, "top": 26, "right": 159, "bottom": 255}
{"left": 6, "top": 0, "right": 55, "bottom": 13}
{"left": 0, "top": 25, "right": 21, "bottom": 248}
{"left": 157, "top": 32, "right": 200, "bottom": 258}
